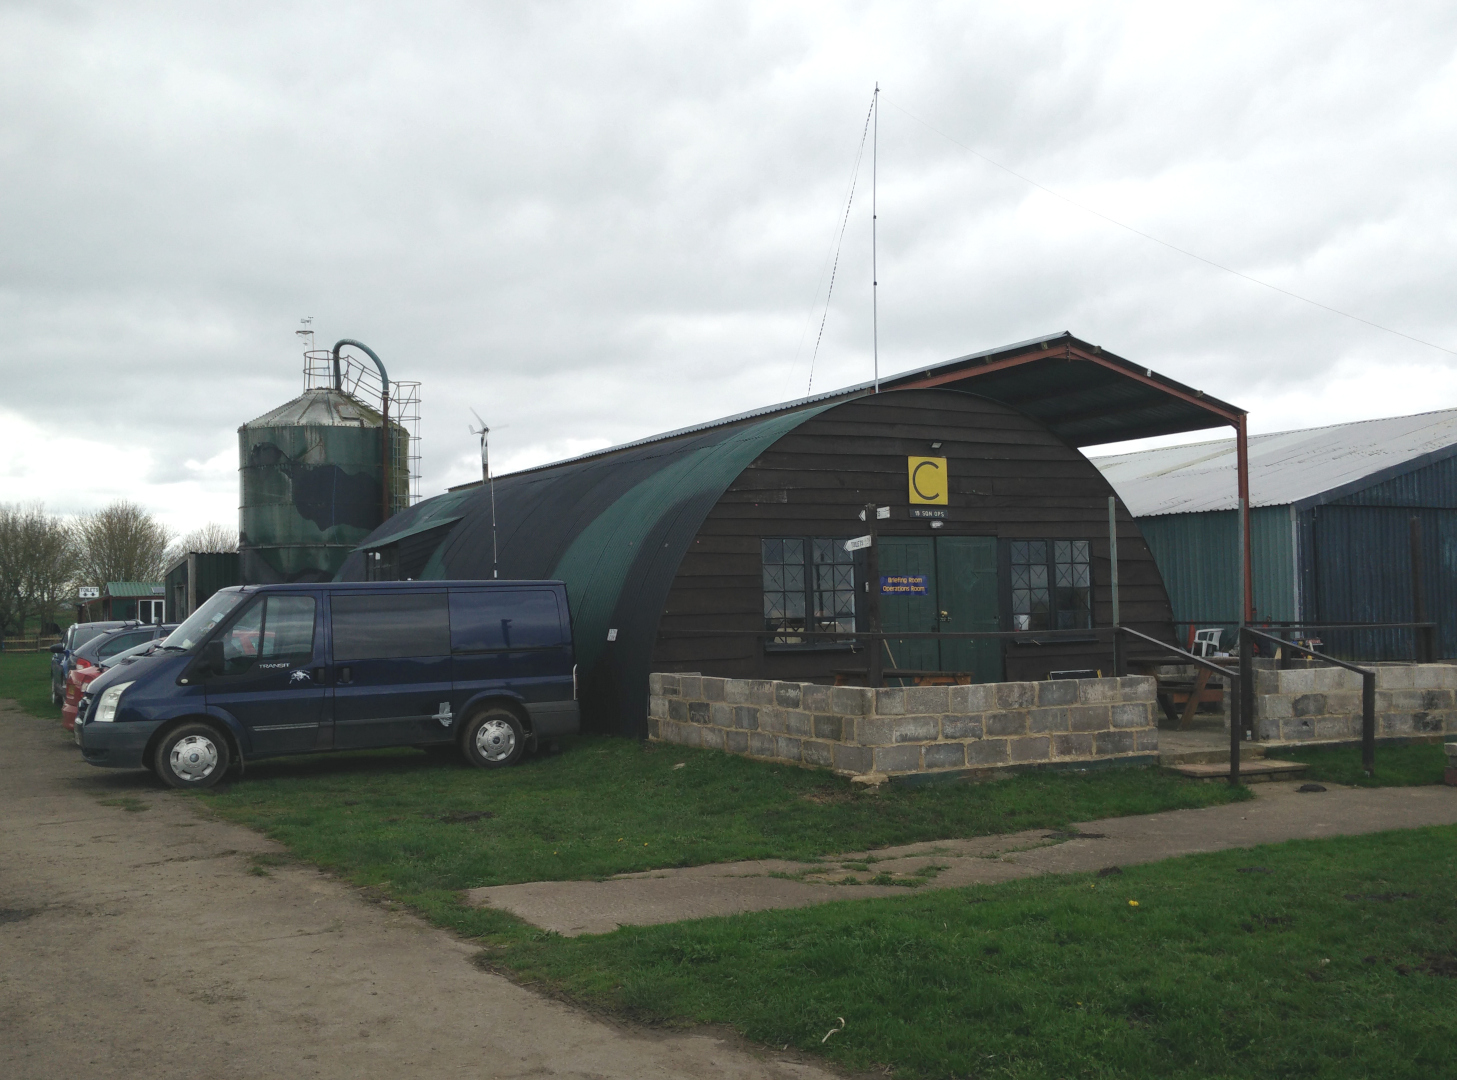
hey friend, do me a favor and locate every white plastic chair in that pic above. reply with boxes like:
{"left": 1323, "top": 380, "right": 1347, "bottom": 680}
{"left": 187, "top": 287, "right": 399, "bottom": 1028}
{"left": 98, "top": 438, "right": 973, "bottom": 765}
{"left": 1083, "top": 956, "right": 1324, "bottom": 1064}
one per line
{"left": 1191, "top": 628, "right": 1223, "bottom": 657}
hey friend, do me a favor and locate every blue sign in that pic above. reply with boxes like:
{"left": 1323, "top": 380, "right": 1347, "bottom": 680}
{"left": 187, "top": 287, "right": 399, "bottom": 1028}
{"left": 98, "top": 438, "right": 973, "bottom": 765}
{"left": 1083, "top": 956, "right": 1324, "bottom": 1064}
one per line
{"left": 881, "top": 574, "right": 927, "bottom": 595}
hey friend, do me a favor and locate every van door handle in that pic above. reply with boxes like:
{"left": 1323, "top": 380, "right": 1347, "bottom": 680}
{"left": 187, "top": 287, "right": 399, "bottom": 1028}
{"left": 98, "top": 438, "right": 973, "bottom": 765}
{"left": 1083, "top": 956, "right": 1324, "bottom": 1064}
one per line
{"left": 338, "top": 666, "right": 352, "bottom": 684}
{"left": 312, "top": 667, "right": 327, "bottom": 684}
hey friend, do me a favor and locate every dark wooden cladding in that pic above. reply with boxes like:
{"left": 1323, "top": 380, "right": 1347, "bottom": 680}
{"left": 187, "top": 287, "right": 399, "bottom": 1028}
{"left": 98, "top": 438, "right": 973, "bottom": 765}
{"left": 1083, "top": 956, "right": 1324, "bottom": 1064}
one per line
{"left": 652, "top": 389, "right": 1175, "bottom": 683}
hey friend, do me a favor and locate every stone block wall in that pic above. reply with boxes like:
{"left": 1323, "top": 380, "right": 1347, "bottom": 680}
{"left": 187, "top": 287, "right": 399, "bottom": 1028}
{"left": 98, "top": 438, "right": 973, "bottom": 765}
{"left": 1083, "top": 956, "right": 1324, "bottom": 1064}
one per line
{"left": 647, "top": 673, "right": 1159, "bottom": 778}
{"left": 1253, "top": 663, "right": 1457, "bottom": 741}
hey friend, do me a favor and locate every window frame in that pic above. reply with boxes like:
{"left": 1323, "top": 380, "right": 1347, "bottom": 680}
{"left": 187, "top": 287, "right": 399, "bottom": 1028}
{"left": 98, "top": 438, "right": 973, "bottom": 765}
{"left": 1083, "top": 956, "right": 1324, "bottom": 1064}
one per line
{"left": 760, "top": 536, "right": 859, "bottom": 651}
{"left": 1001, "top": 538, "right": 1095, "bottom": 637}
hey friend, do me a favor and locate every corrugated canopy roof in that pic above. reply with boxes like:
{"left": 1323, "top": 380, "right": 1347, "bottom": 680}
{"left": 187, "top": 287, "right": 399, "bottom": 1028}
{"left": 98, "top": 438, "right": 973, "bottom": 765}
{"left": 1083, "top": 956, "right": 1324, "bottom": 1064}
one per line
{"left": 1091, "top": 407, "right": 1457, "bottom": 516}
{"left": 104, "top": 581, "right": 165, "bottom": 597}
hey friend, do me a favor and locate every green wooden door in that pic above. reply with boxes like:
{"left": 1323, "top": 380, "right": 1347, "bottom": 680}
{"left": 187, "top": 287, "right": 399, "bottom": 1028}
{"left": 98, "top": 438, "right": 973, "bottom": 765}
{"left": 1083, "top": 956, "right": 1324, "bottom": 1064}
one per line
{"left": 935, "top": 535, "right": 1002, "bottom": 682}
{"left": 877, "top": 537, "right": 938, "bottom": 678}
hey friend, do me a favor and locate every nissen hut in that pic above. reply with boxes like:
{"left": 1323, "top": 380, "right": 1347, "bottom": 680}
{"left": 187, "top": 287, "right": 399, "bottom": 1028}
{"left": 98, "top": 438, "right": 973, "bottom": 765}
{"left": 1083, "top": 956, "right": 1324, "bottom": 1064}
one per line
{"left": 343, "top": 333, "right": 1246, "bottom": 740}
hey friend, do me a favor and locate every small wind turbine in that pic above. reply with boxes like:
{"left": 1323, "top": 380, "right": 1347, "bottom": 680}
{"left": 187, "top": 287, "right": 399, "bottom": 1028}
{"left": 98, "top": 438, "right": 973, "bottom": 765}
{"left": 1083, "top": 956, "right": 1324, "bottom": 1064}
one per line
{"left": 470, "top": 409, "right": 499, "bottom": 579}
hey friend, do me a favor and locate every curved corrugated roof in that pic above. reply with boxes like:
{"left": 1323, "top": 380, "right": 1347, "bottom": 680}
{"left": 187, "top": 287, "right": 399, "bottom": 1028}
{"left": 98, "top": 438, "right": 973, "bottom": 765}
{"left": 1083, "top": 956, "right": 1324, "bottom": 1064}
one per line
{"left": 338, "top": 402, "right": 836, "bottom": 734}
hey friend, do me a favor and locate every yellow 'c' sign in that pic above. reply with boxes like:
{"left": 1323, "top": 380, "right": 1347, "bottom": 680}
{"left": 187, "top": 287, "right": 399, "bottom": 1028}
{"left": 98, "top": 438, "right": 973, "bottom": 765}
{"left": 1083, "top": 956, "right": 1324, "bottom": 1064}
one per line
{"left": 907, "top": 456, "right": 948, "bottom": 505}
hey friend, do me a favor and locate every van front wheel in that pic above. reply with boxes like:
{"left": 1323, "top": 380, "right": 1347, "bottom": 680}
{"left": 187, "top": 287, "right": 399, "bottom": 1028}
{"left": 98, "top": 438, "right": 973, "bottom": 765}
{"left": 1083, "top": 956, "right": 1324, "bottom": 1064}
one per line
{"left": 155, "top": 723, "right": 231, "bottom": 789}
{"left": 461, "top": 708, "right": 525, "bottom": 769}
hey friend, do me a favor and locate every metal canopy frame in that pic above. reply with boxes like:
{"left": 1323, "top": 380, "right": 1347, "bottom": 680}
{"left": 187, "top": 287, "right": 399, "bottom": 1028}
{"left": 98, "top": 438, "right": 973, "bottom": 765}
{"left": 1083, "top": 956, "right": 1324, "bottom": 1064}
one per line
{"left": 882, "top": 333, "right": 1253, "bottom": 621}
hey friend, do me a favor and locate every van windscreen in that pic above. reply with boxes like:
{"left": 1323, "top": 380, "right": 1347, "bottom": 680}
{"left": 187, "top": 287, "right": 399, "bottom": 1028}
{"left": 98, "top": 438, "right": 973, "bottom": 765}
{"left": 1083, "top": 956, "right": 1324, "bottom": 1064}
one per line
{"left": 450, "top": 589, "right": 563, "bottom": 652}
{"left": 332, "top": 592, "right": 451, "bottom": 661}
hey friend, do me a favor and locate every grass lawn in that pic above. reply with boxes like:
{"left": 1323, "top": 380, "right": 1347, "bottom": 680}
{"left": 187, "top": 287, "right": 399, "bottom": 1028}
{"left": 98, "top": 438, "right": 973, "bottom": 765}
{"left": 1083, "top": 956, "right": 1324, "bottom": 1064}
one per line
{"left": 1266, "top": 740, "right": 1449, "bottom": 787}
{"left": 0, "top": 651, "right": 60, "bottom": 721}
{"left": 492, "top": 825, "right": 1457, "bottom": 1079}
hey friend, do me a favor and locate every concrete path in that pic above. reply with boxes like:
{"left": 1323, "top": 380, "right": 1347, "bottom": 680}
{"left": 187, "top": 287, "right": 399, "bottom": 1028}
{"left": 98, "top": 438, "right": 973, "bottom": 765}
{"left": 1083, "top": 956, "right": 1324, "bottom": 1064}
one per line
{"left": 471, "top": 779, "right": 1457, "bottom": 936}
{"left": 0, "top": 702, "right": 835, "bottom": 1080}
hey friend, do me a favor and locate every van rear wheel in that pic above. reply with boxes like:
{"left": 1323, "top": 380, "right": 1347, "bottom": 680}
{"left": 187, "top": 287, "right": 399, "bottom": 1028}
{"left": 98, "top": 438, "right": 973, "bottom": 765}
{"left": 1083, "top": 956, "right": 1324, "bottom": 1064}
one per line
{"left": 155, "top": 723, "right": 231, "bottom": 789}
{"left": 461, "top": 708, "right": 525, "bottom": 769}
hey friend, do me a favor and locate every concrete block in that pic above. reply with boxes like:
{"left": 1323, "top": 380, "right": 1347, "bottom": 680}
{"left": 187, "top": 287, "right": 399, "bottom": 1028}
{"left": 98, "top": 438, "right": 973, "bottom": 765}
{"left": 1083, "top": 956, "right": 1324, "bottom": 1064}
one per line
{"left": 813, "top": 714, "right": 843, "bottom": 741}
{"left": 648, "top": 673, "right": 664, "bottom": 696}
{"left": 775, "top": 736, "right": 803, "bottom": 762}
{"left": 941, "top": 715, "right": 983, "bottom": 740}
{"left": 1255, "top": 717, "right": 1281, "bottom": 741}
{"left": 1255, "top": 670, "right": 1280, "bottom": 696}
{"left": 855, "top": 717, "right": 896, "bottom": 745}
{"left": 1135, "top": 728, "right": 1160, "bottom": 752}
{"left": 678, "top": 676, "right": 702, "bottom": 700}
{"left": 873, "top": 744, "right": 922, "bottom": 773}
{"left": 676, "top": 724, "right": 703, "bottom": 748}
{"left": 996, "top": 682, "right": 1036, "bottom": 710}
{"left": 749, "top": 680, "right": 776, "bottom": 706}
{"left": 668, "top": 698, "right": 689, "bottom": 722}
{"left": 1120, "top": 676, "right": 1157, "bottom": 701}
{"left": 801, "top": 684, "right": 833, "bottom": 714}
{"left": 725, "top": 679, "right": 751, "bottom": 704}
{"left": 701, "top": 677, "right": 727, "bottom": 702}
{"left": 894, "top": 716, "right": 940, "bottom": 743}
{"left": 733, "top": 705, "right": 759, "bottom": 730}
{"left": 725, "top": 729, "right": 750, "bottom": 754}
{"left": 774, "top": 682, "right": 803, "bottom": 709}
{"left": 1009, "top": 736, "right": 1052, "bottom": 763}
{"left": 1069, "top": 705, "right": 1111, "bottom": 732}
{"left": 1377, "top": 665, "right": 1415, "bottom": 689}
{"left": 1028, "top": 707, "right": 1069, "bottom": 733}
{"left": 1412, "top": 712, "right": 1445, "bottom": 734}
{"left": 758, "top": 707, "right": 785, "bottom": 734}
{"left": 699, "top": 726, "right": 725, "bottom": 751}
{"left": 1412, "top": 665, "right": 1452, "bottom": 689}
{"left": 783, "top": 709, "right": 813, "bottom": 738}
{"left": 1094, "top": 729, "right": 1136, "bottom": 756}
{"left": 1258, "top": 694, "right": 1293, "bottom": 720}
{"left": 985, "top": 711, "right": 1027, "bottom": 737}
{"left": 1323, "top": 691, "right": 1362, "bottom": 716}
{"left": 802, "top": 740, "right": 834, "bottom": 768}
{"left": 1380, "top": 712, "right": 1415, "bottom": 736}
{"left": 647, "top": 717, "right": 660, "bottom": 739}
{"left": 688, "top": 701, "right": 710, "bottom": 725}
{"left": 830, "top": 686, "right": 873, "bottom": 716}
{"left": 1421, "top": 689, "right": 1455, "bottom": 711}
{"left": 1316, "top": 717, "right": 1357, "bottom": 740}
{"left": 709, "top": 702, "right": 733, "bottom": 727}
{"left": 1052, "top": 732, "right": 1095, "bottom": 758}
{"left": 923, "top": 742, "right": 966, "bottom": 770}
{"left": 1110, "top": 702, "right": 1150, "bottom": 729}
{"left": 749, "top": 731, "right": 776, "bottom": 757}
{"left": 1037, "top": 680, "right": 1079, "bottom": 706}
{"left": 904, "top": 686, "right": 950, "bottom": 714}
{"left": 874, "top": 688, "right": 905, "bottom": 716}
{"left": 649, "top": 695, "right": 668, "bottom": 719}
{"left": 831, "top": 742, "right": 873, "bottom": 774}
{"left": 660, "top": 674, "right": 681, "bottom": 696}
{"left": 1077, "top": 678, "right": 1121, "bottom": 705}
{"left": 1282, "top": 718, "right": 1317, "bottom": 741}
{"left": 948, "top": 683, "right": 994, "bottom": 713}
{"left": 1292, "top": 694, "right": 1327, "bottom": 718}
{"left": 1279, "top": 669, "right": 1316, "bottom": 694}
{"left": 966, "top": 739, "right": 1010, "bottom": 765}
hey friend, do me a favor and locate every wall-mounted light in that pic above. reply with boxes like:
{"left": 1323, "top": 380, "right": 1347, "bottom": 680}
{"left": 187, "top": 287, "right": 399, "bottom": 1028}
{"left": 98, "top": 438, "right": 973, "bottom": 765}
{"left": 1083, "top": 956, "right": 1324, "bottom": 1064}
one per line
{"left": 930, "top": 520, "right": 944, "bottom": 529}
{"left": 930, "top": 441, "right": 942, "bottom": 449}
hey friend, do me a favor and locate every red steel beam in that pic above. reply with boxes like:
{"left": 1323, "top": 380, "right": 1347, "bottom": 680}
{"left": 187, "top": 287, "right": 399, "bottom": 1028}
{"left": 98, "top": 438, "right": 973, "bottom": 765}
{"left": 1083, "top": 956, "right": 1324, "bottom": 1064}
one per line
{"left": 1236, "top": 413, "right": 1254, "bottom": 622}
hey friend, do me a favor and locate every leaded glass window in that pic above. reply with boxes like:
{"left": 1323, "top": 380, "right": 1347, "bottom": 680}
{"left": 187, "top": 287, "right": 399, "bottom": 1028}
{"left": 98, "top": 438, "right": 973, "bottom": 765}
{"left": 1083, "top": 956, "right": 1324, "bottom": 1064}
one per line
{"left": 762, "top": 537, "right": 856, "bottom": 641}
{"left": 1010, "top": 539, "right": 1092, "bottom": 631}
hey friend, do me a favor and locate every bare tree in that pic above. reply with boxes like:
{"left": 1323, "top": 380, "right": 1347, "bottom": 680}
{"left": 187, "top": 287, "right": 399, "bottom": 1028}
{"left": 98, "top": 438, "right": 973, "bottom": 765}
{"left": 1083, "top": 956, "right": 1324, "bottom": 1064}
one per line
{"left": 0, "top": 504, "right": 79, "bottom": 635}
{"left": 74, "top": 500, "right": 173, "bottom": 589}
{"left": 173, "top": 521, "right": 238, "bottom": 554}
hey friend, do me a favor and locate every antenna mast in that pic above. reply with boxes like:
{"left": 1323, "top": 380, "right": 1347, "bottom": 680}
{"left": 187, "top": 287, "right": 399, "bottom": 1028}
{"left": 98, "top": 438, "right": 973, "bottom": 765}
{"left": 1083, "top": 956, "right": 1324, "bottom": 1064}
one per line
{"left": 872, "top": 82, "right": 879, "bottom": 393}
{"left": 471, "top": 410, "right": 499, "bottom": 579}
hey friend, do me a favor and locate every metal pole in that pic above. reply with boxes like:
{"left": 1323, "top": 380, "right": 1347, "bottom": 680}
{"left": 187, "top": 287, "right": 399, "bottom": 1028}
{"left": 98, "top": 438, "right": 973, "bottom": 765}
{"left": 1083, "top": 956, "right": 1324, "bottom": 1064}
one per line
{"left": 1235, "top": 417, "right": 1254, "bottom": 622}
{"left": 1362, "top": 670, "right": 1376, "bottom": 776}
{"left": 1228, "top": 667, "right": 1242, "bottom": 786}
{"left": 1410, "top": 515, "right": 1429, "bottom": 663}
{"left": 865, "top": 503, "right": 882, "bottom": 688}
{"left": 871, "top": 83, "right": 879, "bottom": 394}
{"left": 1109, "top": 496, "right": 1124, "bottom": 676}
{"left": 1239, "top": 624, "right": 1255, "bottom": 744}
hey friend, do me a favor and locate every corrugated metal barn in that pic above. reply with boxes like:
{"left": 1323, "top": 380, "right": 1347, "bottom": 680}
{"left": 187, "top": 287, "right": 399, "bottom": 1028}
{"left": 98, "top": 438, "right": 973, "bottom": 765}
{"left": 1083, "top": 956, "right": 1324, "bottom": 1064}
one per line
{"left": 342, "top": 333, "right": 1246, "bottom": 736}
{"left": 1093, "top": 408, "right": 1457, "bottom": 659}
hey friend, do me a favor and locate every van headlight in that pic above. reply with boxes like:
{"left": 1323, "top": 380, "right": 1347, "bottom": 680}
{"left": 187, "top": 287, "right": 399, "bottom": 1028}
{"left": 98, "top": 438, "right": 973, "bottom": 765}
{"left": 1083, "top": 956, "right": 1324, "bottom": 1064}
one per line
{"left": 94, "top": 682, "right": 135, "bottom": 723}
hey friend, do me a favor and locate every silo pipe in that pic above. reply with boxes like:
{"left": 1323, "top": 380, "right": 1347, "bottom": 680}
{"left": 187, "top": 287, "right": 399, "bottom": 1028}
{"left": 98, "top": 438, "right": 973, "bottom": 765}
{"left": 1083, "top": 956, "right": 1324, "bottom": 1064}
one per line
{"left": 331, "top": 339, "right": 393, "bottom": 523}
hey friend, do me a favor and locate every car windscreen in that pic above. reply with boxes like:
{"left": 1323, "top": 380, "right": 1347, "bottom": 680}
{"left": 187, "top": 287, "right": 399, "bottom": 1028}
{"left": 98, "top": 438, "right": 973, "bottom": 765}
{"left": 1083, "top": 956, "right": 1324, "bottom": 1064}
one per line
{"left": 162, "top": 589, "right": 249, "bottom": 651}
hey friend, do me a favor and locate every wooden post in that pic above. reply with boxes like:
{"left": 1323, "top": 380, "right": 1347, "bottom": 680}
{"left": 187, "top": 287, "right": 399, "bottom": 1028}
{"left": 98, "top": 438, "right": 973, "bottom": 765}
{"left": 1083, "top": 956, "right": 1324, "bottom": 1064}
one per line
{"left": 865, "top": 503, "right": 883, "bottom": 688}
{"left": 1362, "top": 670, "right": 1376, "bottom": 777}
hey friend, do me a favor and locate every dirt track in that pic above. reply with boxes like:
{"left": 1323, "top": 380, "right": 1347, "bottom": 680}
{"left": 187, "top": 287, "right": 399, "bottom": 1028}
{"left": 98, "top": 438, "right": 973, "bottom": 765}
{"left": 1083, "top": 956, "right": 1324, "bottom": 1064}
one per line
{"left": 0, "top": 702, "right": 834, "bottom": 1080}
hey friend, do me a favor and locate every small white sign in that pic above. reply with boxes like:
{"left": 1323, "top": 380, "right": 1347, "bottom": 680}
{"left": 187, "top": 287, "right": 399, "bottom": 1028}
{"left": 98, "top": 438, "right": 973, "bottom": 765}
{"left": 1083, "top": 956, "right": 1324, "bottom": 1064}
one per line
{"left": 843, "top": 535, "right": 873, "bottom": 552}
{"left": 78, "top": 587, "right": 99, "bottom": 600}
{"left": 606, "top": 628, "right": 618, "bottom": 641}
{"left": 876, "top": 506, "right": 891, "bottom": 520}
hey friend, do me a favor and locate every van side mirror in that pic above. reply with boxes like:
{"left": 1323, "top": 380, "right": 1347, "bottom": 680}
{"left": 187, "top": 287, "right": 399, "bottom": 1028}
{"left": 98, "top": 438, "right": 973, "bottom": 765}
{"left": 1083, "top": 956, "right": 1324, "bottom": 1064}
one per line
{"left": 201, "top": 639, "right": 225, "bottom": 676}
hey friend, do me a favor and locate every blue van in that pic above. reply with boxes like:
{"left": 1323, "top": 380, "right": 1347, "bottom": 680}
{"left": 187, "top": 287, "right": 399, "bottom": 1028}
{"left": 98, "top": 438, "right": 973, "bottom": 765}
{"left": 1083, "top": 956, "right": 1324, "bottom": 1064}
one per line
{"left": 75, "top": 580, "right": 579, "bottom": 789}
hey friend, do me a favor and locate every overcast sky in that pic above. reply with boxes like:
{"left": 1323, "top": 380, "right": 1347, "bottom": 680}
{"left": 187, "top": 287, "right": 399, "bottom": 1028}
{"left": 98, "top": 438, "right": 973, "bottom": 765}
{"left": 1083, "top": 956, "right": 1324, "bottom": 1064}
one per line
{"left": 3, "top": 1, "right": 1455, "bottom": 534}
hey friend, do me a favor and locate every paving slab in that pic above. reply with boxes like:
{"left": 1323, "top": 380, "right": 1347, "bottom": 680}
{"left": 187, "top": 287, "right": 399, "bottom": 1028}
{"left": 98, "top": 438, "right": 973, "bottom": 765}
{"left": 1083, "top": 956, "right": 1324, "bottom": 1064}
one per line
{"left": 0, "top": 702, "right": 837, "bottom": 1080}
{"left": 471, "top": 778, "right": 1457, "bottom": 936}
